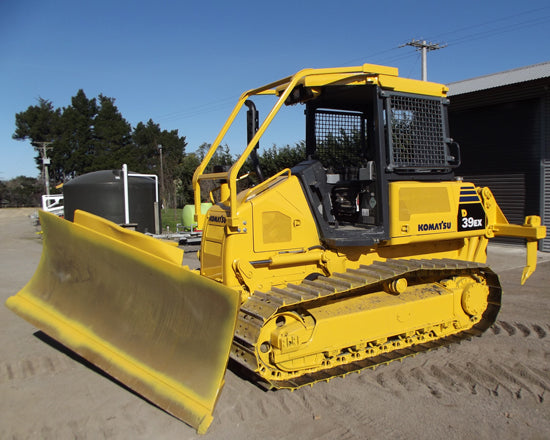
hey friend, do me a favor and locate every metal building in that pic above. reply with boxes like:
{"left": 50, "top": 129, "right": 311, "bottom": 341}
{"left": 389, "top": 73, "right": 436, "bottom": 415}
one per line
{"left": 447, "top": 61, "right": 550, "bottom": 250}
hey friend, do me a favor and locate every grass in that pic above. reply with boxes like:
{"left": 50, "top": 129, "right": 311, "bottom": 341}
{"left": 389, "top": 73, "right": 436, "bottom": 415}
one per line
{"left": 161, "top": 208, "right": 184, "bottom": 232}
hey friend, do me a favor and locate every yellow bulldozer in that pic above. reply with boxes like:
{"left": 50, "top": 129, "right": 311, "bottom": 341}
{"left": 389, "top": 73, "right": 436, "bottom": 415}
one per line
{"left": 6, "top": 64, "right": 547, "bottom": 434}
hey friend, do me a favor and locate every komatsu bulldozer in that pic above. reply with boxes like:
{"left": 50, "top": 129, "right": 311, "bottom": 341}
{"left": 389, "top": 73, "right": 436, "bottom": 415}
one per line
{"left": 6, "top": 64, "right": 546, "bottom": 434}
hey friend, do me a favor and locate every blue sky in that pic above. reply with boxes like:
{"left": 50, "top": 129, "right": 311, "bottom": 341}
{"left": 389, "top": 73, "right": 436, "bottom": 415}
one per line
{"left": 1, "top": 0, "right": 549, "bottom": 180}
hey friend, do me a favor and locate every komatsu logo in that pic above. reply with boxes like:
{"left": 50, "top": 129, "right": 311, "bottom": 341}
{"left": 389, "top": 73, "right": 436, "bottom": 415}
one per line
{"left": 418, "top": 221, "right": 452, "bottom": 232}
{"left": 208, "top": 215, "right": 226, "bottom": 224}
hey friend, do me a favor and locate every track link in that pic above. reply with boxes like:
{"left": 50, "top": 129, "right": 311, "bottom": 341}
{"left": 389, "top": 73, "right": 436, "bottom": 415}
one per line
{"left": 230, "top": 258, "right": 502, "bottom": 389}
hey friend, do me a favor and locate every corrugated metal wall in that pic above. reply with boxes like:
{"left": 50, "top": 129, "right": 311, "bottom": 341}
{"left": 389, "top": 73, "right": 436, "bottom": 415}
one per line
{"left": 449, "top": 78, "right": 549, "bottom": 250}
{"left": 451, "top": 98, "right": 538, "bottom": 244}
{"left": 461, "top": 174, "right": 526, "bottom": 245}
{"left": 461, "top": 174, "right": 526, "bottom": 224}
{"left": 543, "top": 160, "right": 550, "bottom": 252}
{"left": 543, "top": 91, "right": 550, "bottom": 251}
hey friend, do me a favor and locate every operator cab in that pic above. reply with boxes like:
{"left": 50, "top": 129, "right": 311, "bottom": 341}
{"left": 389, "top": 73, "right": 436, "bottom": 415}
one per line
{"left": 291, "top": 84, "right": 459, "bottom": 248}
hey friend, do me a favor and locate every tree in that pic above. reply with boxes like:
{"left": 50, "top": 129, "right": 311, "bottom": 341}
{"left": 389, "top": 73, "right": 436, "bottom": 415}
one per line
{"left": 11, "top": 92, "right": 311, "bottom": 210}
{"left": 180, "top": 152, "right": 201, "bottom": 205}
{"left": 13, "top": 97, "right": 62, "bottom": 178}
{"left": 189, "top": 142, "right": 306, "bottom": 204}
{"left": 0, "top": 176, "right": 42, "bottom": 207}
{"left": 92, "top": 95, "right": 133, "bottom": 170}
{"left": 130, "top": 120, "right": 160, "bottom": 172}
{"left": 13, "top": 97, "right": 61, "bottom": 144}
{"left": 258, "top": 141, "right": 306, "bottom": 177}
{"left": 159, "top": 128, "right": 187, "bottom": 209}
{"left": 132, "top": 119, "right": 187, "bottom": 208}
{"left": 13, "top": 91, "right": 310, "bottom": 210}
{"left": 54, "top": 90, "right": 97, "bottom": 180}
{"left": 196, "top": 142, "right": 234, "bottom": 170}
{"left": 13, "top": 91, "right": 171, "bottom": 187}
{"left": 316, "top": 128, "right": 364, "bottom": 173}
{"left": 194, "top": 143, "right": 235, "bottom": 203}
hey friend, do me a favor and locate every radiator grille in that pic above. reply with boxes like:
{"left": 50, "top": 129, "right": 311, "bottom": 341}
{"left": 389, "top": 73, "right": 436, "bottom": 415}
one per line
{"left": 387, "top": 94, "right": 448, "bottom": 170}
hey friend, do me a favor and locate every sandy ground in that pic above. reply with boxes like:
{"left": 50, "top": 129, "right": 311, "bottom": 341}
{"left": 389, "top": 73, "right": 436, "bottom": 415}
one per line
{"left": 1, "top": 208, "right": 550, "bottom": 440}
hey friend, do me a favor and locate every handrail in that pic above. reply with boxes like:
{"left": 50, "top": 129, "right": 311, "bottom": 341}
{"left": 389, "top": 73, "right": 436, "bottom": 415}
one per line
{"left": 191, "top": 63, "right": 415, "bottom": 229}
{"left": 241, "top": 168, "right": 292, "bottom": 202}
{"left": 192, "top": 69, "right": 312, "bottom": 228}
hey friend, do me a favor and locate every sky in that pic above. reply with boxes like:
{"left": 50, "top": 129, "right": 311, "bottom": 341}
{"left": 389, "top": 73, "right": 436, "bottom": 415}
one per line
{"left": 1, "top": 0, "right": 549, "bottom": 180}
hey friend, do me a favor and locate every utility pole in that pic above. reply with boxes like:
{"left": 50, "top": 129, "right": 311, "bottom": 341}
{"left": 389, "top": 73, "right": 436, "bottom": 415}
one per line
{"left": 33, "top": 141, "right": 53, "bottom": 196}
{"left": 400, "top": 39, "right": 447, "bottom": 81}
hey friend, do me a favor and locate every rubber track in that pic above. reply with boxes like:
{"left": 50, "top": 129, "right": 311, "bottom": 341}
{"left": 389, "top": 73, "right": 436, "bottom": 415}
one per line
{"left": 230, "top": 258, "right": 502, "bottom": 390}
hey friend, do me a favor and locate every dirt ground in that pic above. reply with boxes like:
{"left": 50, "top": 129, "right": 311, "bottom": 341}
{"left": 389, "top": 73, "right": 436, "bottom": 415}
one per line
{"left": 1, "top": 208, "right": 549, "bottom": 440}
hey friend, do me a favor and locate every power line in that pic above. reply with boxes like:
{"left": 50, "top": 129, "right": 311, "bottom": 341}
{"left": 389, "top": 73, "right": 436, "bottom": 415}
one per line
{"left": 340, "top": 46, "right": 403, "bottom": 66}
{"left": 405, "top": 54, "right": 421, "bottom": 79}
{"left": 157, "top": 7, "right": 550, "bottom": 125}
{"left": 445, "top": 15, "right": 550, "bottom": 47}
{"left": 155, "top": 94, "right": 239, "bottom": 122}
{"left": 429, "top": 5, "right": 550, "bottom": 42}
{"left": 348, "top": 5, "right": 550, "bottom": 80}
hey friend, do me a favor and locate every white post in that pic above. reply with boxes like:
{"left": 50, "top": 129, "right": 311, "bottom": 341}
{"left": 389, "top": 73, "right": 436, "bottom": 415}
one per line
{"left": 125, "top": 169, "right": 160, "bottom": 234}
{"left": 122, "top": 164, "right": 130, "bottom": 225}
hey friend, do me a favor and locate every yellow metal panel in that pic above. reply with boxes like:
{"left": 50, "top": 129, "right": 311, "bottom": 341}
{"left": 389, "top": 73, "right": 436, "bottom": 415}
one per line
{"left": 298, "top": 64, "right": 398, "bottom": 88}
{"left": 202, "top": 240, "right": 223, "bottom": 272}
{"left": 304, "top": 74, "right": 368, "bottom": 88}
{"left": 390, "top": 182, "right": 455, "bottom": 239}
{"left": 362, "top": 63, "right": 399, "bottom": 76}
{"left": 200, "top": 205, "right": 227, "bottom": 281}
{"left": 378, "top": 75, "right": 449, "bottom": 97}
{"left": 242, "top": 172, "right": 290, "bottom": 202}
{"left": 398, "top": 186, "right": 451, "bottom": 221}
{"left": 262, "top": 211, "right": 292, "bottom": 243}
{"left": 73, "top": 210, "right": 184, "bottom": 265}
{"left": 204, "top": 220, "right": 226, "bottom": 242}
{"left": 5, "top": 211, "right": 239, "bottom": 434}
{"left": 252, "top": 176, "right": 320, "bottom": 253}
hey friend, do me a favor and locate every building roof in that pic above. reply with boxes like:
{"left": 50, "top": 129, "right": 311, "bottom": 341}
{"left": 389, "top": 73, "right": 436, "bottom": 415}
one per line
{"left": 447, "top": 61, "right": 550, "bottom": 96}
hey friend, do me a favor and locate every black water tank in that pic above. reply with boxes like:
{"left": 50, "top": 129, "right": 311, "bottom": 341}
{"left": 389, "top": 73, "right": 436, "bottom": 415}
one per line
{"left": 63, "top": 170, "right": 158, "bottom": 233}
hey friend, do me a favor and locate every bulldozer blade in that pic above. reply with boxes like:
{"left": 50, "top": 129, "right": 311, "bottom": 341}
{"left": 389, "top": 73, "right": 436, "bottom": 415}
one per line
{"left": 6, "top": 210, "right": 239, "bottom": 434}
